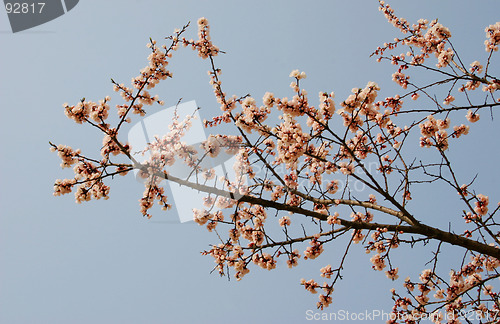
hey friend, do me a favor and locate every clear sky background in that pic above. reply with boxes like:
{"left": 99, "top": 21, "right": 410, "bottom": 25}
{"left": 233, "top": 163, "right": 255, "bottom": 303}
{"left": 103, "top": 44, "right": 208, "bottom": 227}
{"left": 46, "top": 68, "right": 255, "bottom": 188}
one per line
{"left": 1, "top": 1, "right": 499, "bottom": 323}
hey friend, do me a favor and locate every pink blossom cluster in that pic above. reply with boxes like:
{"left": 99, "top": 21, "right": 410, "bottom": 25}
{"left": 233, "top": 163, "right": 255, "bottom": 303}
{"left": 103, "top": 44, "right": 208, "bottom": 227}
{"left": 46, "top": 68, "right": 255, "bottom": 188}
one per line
{"left": 274, "top": 113, "right": 311, "bottom": 168}
{"left": 53, "top": 178, "right": 76, "bottom": 196}
{"left": 385, "top": 267, "right": 399, "bottom": 280}
{"left": 317, "top": 293, "right": 333, "bottom": 310}
{"left": 278, "top": 215, "right": 291, "bottom": 227}
{"left": 101, "top": 128, "right": 130, "bottom": 157}
{"left": 51, "top": 142, "right": 113, "bottom": 203}
{"left": 392, "top": 71, "right": 409, "bottom": 89}
{"left": 320, "top": 264, "right": 333, "bottom": 279}
{"left": 366, "top": 228, "right": 399, "bottom": 254}
{"left": 342, "top": 131, "right": 372, "bottom": 160}
{"left": 465, "top": 109, "right": 480, "bottom": 123}
{"left": 469, "top": 60, "right": 483, "bottom": 74}
{"left": 451, "top": 124, "right": 469, "bottom": 139}
{"left": 325, "top": 180, "right": 339, "bottom": 194}
{"left": 377, "top": 1, "right": 454, "bottom": 70}
{"left": 326, "top": 212, "right": 340, "bottom": 225}
{"left": 301, "top": 274, "right": 335, "bottom": 310}
{"left": 442, "top": 95, "right": 455, "bottom": 106}
{"left": 137, "top": 40, "right": 172, "bottom": 91}
{"left": 484, "top": 22, "right": 500, "bottom": 51}
{"left": 303, "top": 238, "right": 324, "bottom": 260}
{"left": 370, "top": 253, "right": 386, "bottom": 271}
{"left": 267, "top": 248, "right": 301, "bottom": 270}
{"left": 200, "top": 134, "right": 242, "bottom": 158}
{"left": 52, "top": 25, "right": 186, "bottom": 210}
{"left": 351, "top": 229, "right": 364, "bottom": 244}
{"left": 182, "top": 18, "right": 220, "bottom": 59}
{"left": 301, "top": 278, "right": 319, "bottom": 294}
{"left": 234, "top": 96, "right": 270, "bottom": 134}
{"left": 274, "top": 72, "right": 315, "bottom": 119}
{"left": 201, "top": 243, "right": 229, "bottom": 277}
{"left": 252, "top": 252, "right": 276, "bottom": 270}
{"left": 50, "top": 144, "right": 80, "bottom": 168}
{"left": 318, "top": 91, "right": 336, "bottom": 120}
{"left": 75, "top": 165, "right": 110, "bottom": 203}
{"left": 139, "top": 183, "right": 170, "bottom": 218}
{"left": 112, "top": 39, "right": 170, "bottom": 119}
{"left": 474, "top": 194, "right": 489, "bottom": 216}
{"left": 418, "top": 114, "right": 476, "bottom": 152}
{"left": 63, "top": 97, "right": 111, "bottom": 124}
{"left": 390, "top": 255, "right": 500, "bottom": 322}
{"left": 143, "top": 111, "right": 200, "bottom": 171}
{"left": 418, "top": 115, "right": 450, "bottom": 150}
{"left": 338, "top": 82, "right": 380, "bottom": 133}
{"left": 482, "top": 79, "right": 500, "bottom": 93}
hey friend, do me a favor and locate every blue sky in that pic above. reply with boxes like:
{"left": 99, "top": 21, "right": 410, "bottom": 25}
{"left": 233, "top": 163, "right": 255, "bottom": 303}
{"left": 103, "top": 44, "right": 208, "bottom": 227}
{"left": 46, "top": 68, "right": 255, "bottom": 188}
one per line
{"left": 1, "top": 1, "right": 499, "bottom": 323}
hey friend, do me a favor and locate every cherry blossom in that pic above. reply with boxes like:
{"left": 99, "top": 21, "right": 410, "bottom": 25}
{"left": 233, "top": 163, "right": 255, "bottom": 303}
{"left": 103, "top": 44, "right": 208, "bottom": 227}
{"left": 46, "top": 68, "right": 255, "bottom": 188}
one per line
{"left": 51, "top": 2, "right": 500, "bottom": 320}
